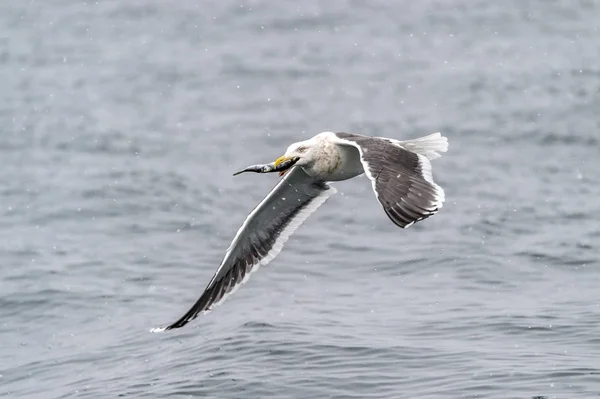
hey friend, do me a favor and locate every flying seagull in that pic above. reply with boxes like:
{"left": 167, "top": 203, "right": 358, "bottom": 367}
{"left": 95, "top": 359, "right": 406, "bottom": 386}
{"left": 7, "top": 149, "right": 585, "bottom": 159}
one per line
{"left": 151, "top": 131, "right": 448, "bottom": 332}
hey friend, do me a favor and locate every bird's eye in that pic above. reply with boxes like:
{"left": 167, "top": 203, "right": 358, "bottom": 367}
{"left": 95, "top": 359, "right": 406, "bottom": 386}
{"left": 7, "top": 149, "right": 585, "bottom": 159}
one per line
{"left": 296, "top": 146, "right": 307, "bottom": 153}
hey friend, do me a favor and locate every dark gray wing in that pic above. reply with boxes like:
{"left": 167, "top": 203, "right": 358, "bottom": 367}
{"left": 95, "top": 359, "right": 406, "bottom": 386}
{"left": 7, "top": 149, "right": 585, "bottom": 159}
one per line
{"left": 152, "top": 166, "right": 335, "bottom": 332}
{"left": 332, "top": 132, "right": 445, "bottom": 228}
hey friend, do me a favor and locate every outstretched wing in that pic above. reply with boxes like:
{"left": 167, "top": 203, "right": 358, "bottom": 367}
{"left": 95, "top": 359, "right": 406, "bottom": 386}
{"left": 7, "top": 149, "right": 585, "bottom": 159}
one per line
{"left": 332, "top": 132, "right": 445, "bottom": 228}
{"left": 152, "top": 166, "right": 335, "bottom": 331}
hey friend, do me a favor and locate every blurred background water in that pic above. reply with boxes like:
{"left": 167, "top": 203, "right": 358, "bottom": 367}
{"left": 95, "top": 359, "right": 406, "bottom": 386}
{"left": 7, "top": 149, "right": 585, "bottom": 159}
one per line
{"left": 1, "top": 0, "right": 599, "bottom": 398}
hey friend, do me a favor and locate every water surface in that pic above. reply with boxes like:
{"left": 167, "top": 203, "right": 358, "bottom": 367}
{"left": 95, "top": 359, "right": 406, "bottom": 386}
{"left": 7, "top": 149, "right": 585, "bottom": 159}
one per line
{"left": 1, "top": 1, "right": 599, "bottom": 398}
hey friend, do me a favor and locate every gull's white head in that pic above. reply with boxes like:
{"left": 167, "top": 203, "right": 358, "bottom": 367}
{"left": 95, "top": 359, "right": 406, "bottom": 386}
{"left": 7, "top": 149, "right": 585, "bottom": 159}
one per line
{"left": 272, "top": 133, "right": 328, "bottom": 176}
{"left": 281, "top": 139, "right": 319, "bottom": 167}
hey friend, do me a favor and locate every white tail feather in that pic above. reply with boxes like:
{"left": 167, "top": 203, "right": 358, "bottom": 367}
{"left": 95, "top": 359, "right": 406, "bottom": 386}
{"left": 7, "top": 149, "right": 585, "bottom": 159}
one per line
{"left": 391, "top": 132, "right": 449, "bottom": 160}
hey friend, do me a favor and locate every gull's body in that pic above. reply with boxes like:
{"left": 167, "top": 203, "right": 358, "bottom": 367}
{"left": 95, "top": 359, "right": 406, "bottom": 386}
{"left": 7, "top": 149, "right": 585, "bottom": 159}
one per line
{"left": 152, "top": 131, "right": 448, "bottom": 332}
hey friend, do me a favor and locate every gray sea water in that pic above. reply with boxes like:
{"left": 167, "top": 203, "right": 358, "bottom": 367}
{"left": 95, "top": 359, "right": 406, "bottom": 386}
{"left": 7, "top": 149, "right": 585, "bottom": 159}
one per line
{"left": 2, "top": 0, "right": 600, "bottom": 398}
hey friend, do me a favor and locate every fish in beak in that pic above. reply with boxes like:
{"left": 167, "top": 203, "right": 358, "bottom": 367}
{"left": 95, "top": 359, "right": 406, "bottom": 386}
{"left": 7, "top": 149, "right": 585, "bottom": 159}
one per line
{"left": 233, "top": 156, "right": 299, "bottom": 176}
{"left": 273, "top": 156, "right": 299, "bottom": 176}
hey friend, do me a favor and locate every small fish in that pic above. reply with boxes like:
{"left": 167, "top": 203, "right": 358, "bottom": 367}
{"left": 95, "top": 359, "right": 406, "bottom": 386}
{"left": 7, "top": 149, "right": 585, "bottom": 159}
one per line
{"left": 233, "top": 157, "right": 299, "bottom": 176}
{"left": 232, "top": 163, "right": 276, "bottom": 176}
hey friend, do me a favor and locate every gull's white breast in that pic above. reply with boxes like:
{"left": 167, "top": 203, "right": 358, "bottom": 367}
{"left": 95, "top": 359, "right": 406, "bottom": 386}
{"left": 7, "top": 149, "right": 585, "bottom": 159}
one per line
{"left": 303, "top": 133, "right": 365, "bottom": 182}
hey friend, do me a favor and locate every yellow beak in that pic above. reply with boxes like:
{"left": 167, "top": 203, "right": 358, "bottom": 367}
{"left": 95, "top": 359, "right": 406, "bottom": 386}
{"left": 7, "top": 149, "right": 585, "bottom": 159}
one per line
{"left": 274, "top": 155, "right": 292, "bottom": 168}
{"left": 273, "top": 155, "right": 298, "bottom": 176}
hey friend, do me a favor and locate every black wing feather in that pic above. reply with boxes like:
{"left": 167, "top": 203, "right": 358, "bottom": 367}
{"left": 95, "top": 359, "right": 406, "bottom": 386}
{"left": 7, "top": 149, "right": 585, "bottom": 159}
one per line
{"left": 335, "top": 132, "right": 444, "bottom": 228}
{"left": 160, "top": 167, "right": 333, "bottom": 331}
